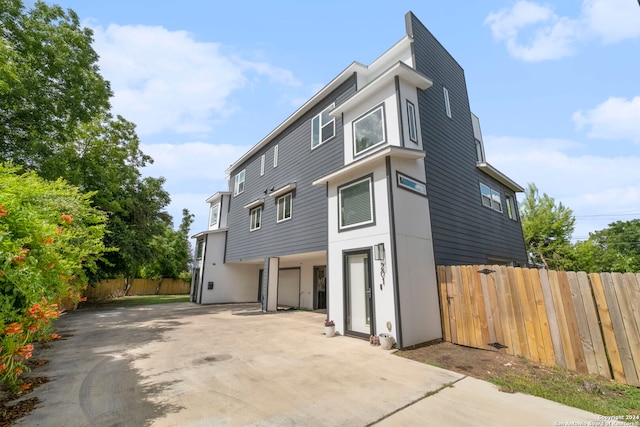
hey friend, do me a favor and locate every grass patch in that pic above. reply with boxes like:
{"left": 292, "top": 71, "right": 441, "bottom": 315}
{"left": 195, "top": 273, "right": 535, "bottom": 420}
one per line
{"left": 86, "top": 295, "right": 190, "bottom": 307}
{"left": 489, "top": 367, "right": 640, "bottom": 416}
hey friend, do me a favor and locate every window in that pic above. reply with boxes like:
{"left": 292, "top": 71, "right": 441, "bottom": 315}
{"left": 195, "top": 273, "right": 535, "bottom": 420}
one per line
{"left": 475, "top": 139, "right": 485, "bottom": 162}
{"left": 480, "top": 183, "right": 503, "bottom": 213}
{"left": 443, "top": 87, "right": 452, "bottom": 118}
{"left": 276, "top": 193, "right": 292, "bottom": 222}
{"left": 397, "top": 172, "right": 427, "bottom": 196}
{"left": 273, "top": 145, "right": 278, "bottom": 168}
{"left": 339, "top": 176, "right": 374, "bottom": 229}
{"left": 353, "top": 105, "right": 386, "bottom": 155}
{"left": 505, "top": 194, "right": 517, "bottom": 220}
{"left": 209, "top": 203, "right": 220, "bottom": 227}
{"left": 196, "top": 239, "right": 204, "bottom": 260}
{"left": 407, "top": 100, "right": 418, "bottom": 142}
{"left": 234, "top": 170, "right": 245, "bottom": 196}
{"left": 311, "top": 103, "right": 335, "bottom": 149}
{"left": 260, "top": 154, "right": 265, "bottom": 176}
{"left": 250, "top": 206, "right": 262, "bottom": 231}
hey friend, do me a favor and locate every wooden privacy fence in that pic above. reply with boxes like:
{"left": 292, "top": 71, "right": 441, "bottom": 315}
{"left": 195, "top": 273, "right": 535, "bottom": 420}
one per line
{"left": 437, "top": 265, "right": 640, "bottom": 386}
{"left": 84, "top": 278, "right": 191, "bottom": 299}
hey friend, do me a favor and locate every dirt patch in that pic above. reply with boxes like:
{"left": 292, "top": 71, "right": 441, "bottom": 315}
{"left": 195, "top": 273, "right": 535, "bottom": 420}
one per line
{"left": 0, "top": 360, "right": 50, "bottom": 427}
{"left": 397, "top": 341, "right": 545, "bottom": 383}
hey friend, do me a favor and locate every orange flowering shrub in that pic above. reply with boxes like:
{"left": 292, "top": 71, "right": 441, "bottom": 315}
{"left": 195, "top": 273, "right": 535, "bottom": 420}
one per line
{"left": 0, "top": 165, "right": 108, "bottom": 390}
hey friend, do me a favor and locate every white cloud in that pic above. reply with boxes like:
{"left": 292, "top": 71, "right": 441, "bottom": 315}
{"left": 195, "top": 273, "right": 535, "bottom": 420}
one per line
{"left": 484, "top": 1, "right": 581, "bottom": 61}
{"left": 92, "top": 24, "right": 299, "bottom": 137}
{"left": 484, "top": 135, "right": 640, "bottom": 239}
{"left": 485, "top": 0, "right": 640, "bottom": 61}
{"left": 582, "top": 0, "right": 640, "bottom": 43}
{"left": 573, "top": 97, "right": 640, "bottom": 143}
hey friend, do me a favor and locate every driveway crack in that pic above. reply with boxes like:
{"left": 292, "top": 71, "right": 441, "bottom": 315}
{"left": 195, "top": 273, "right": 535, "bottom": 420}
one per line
{"left": 366, "top": 376, "right": 467, "bottom": 426}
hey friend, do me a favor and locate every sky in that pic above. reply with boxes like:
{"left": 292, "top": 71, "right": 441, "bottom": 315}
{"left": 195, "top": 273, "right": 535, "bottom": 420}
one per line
{"left": 44, "top": 0, "right": 640, "bottom": 241}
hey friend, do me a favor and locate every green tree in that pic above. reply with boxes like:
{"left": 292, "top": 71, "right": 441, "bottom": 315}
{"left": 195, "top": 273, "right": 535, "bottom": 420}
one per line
{"left": 520, "top": 183, "right": 575, "bottom": 270}
{"left": 0, "top": 0, "right": 112, "bottom": 169}
{"left": 573, "top": 220, "right": 640, "bottom": 272}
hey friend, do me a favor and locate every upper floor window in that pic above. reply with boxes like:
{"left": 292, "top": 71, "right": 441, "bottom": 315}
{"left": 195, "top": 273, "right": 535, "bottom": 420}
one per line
{"left": 407, "top": 100, "right": 418, "bottom": 143}
{"left": 234, "top": 169, "right": 245, "bottom": 196}
{"left": 475, "top": 139, "right": 485, "bottom": 162}
{"left": 196, "top": 239, "right": 204, "bottom": 260}
{"left": 273, "top": 145, "right": 279, "bottom": 168}
{"left": 505, "top": 194, "right": 517, "bottom": 221}
{"left": 480, "top": 183, "right": 502, "bottom": 213}
{"left": 276, "top": 193, "right": 292, "bottom": 222}
{"left": 354, "top": 105, "right": 386, "bottom": 156}
{"left": 311, "top": 103, "right": 335, "bottom": 149}
{"left": 339, "top": 176, "right": 374, "bottom": 230}
{"left": 209, "top": 203, "right": 220, "bottom": 227}
{"left": 443, "top": 87, "right": 452, "bottom": 118}
{"left": 260, "top": 154, "right": 265, "bottom": 176}
{"left": 250, "top": 206, "right": 262, "bottom": 231}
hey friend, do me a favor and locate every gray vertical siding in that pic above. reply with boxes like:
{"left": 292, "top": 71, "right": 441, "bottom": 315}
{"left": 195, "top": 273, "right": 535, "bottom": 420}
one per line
{"left": 225, "top": 76, "right": 357, "bottom": 262}
{"left": 407, "top": 12, "right": 527, "bottom": 265}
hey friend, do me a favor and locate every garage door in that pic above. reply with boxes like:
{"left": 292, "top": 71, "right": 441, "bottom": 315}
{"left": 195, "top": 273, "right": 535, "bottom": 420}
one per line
{"left": 277, "top": 268, "right": 300, "bottom": 308}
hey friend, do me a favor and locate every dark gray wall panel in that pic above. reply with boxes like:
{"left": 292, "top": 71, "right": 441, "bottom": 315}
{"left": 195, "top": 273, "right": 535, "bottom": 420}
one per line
{"left": 225, "top": 75, "right": 357, "bottom": 262}
{"left": 407, "top": 13, "right": 527, "bottom": 265}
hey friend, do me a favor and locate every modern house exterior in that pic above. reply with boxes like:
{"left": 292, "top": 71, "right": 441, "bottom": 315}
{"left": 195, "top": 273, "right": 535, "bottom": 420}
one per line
{"left": 191, "top": 12, "right": 527, "bottom": 349}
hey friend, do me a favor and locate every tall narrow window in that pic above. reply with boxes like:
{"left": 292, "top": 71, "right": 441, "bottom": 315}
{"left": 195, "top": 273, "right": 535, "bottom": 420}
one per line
{"left": 234, "top": 170, "right": 245, "bottom": 196}
{"left": 250, "top": 206, "right": 262, "bottom": 231}
{"left": 260, "top": 154, "right": 265, "bottom": 176}
{"left": 505, "top": 195, "right": 517, "bottom": 220}
{"left": 209, "top": 203, "right": 220, "bottom": 227}
{"left": 353, "top": 105, "right": 386, "bottom": 155}
{"left": 443, "top": 87, "right": 452, "bottom": 118}
{"left": 407, "top": 100, "right": 418, "bottom": 143}
{"left": 311, "top": 103, "right": 336, "bottom": 149}
{"left": 475, "top": 139, "right": 485, "bottom": 162}
{"left": 491, "top": 189, "right": 502, "bottom": 212}
{"left": 276, "top": 193, "right": 292, "bottom": 222}
{"left": 196, "top": 239, "right": 204, "bottom": 260}
{"left": 273, "top": 145, "right": 279, "bottom": 168}
{"left": 480, "top": 183, "right": 492, "bottom": 208}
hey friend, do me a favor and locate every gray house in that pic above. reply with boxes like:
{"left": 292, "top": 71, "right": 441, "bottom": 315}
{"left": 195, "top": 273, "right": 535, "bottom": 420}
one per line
{"left": 191, "top": 12, "right": 527, "bottom": 349}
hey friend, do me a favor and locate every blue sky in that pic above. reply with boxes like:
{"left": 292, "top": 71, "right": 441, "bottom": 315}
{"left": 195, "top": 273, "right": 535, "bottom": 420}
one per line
{"left": 47, "top": 0, "right": 640, "bottom": 241}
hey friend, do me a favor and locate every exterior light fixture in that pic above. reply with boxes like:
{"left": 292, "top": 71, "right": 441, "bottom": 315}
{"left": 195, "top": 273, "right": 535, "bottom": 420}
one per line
{"left": 374, "top": 243, "right": 385, "bottom": 261}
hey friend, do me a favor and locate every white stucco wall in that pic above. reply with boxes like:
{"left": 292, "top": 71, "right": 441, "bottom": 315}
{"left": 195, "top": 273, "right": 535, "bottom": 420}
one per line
{"left": 198, "top": 232, "right": 261, "bottom": 304}
{"left": 280, "top": 253, "right": 326, "bottom": 310}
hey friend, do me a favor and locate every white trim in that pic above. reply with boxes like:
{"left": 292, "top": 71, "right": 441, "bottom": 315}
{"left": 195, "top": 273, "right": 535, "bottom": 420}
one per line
{"left": 205, "top": 191, "right": 231, "bottom": 203}
{"left": 313, "top": 146, "right": 424, "bottom": 186}
{"left": 273, "top": 144, "right": 279, "bottom": 168}
{"left": 233, "top": 169, "right": 245, "bottom": 196}
{"left": 269, "top": 182, "right": 296, "bottom": 198}
{"left": 244, "top": 198, "right": 265, "bottom": 210}
{"left": 476, "top": 162, "right": 524, "bottom": 192}
{"left": 250, "top": 206, "right": 262, "bottom": 231}
{"left": 260, "top": 154, "right": 265, "bottom": 176}
{"left": 209, "top": 203, "right": 220, "bottom": 227}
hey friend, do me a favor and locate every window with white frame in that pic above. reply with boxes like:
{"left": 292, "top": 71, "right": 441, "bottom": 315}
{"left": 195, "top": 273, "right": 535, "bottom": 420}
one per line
{"left": 443, "top": 87, "right": 452, "bottom": 118}
{"left": 407, "top": 100, "right": 418, "bottom": 142}
{"left": 475, "top": 139, "right": 485, "bottom": 162}
{"left": 276, "top": 193, "right": 291, "bottom": 222}
{"left": 209, "top": 203, "right": 220, "bottom": 227}
{"left": 260, "top": 154, "right": 265, "bottom": 176}
{"left": 311, "top": 103, "right": 335, "bottom": 149}
{"left": 339, "top": 176, "right": 374, "bottom": 229}
{"left": 505, "top": 194, "right": 517, "bottom": 220}
{"left": 353, "top": 105, "right": 386, "bottom": 155}
{"left": 250, "top": 206, "right": 262, "bottom": 231}
{"left": 273, "top": 145, "right": 279, "bottom": 168}
{"left": 234, "top": 169, "right": 245, "bottom": 196}
{"left": 480, "top": 183, "right": 503, "bottom": 213}
{"left": 196, "top": 238, "right": 204, "bottom": 260}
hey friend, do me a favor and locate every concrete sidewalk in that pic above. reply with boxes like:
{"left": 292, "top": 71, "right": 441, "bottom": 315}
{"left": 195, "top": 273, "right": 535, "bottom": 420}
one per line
{"left": 19, "top": 303, "right": 603, "bottom": 426}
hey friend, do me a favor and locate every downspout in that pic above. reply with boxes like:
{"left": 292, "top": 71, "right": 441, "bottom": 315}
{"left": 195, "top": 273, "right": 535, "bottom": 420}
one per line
{"left": 198, "top": 234, "right": 208, "bottom": 304}
{"left": 395, "top": 76, "right": 405, "bottom": 148}
{"left": 386, "top": 156, "right": 403, "bottom": 349}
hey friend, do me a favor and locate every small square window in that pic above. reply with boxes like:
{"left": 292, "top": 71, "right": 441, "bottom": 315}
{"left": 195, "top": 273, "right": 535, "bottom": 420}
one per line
{"left": 250, "top": 206, "right": 262, "bottom": 231}
{"left": 234, "top": 170, "right": 245, "bottom": 196}
{"left": 443, "top": 87, "right": 452, "bottom": 118}
{"left": 353, "top": 105, "right": 386, "bottom": 156}
{"left": 407, "top": 100, "right": 418, "bottom": 143}
{"left": 311, "top": 103, "right": 336, "bottom": 149}
{"left": 339, "top": 176, "right": 374, "bottom": 229}
{"left": 276, "top": 193, "right": 292, "bottom": 222}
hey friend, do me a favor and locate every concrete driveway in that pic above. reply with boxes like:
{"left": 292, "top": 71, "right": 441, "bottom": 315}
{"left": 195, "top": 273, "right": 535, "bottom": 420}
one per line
{"left": 19, "top": 302, "right": 601, "bottom": 426}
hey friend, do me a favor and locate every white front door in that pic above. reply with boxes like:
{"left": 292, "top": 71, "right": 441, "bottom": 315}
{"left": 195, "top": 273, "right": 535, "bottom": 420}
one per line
{"left": 345, "top": 250, "right": 373, "bottom": 337}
